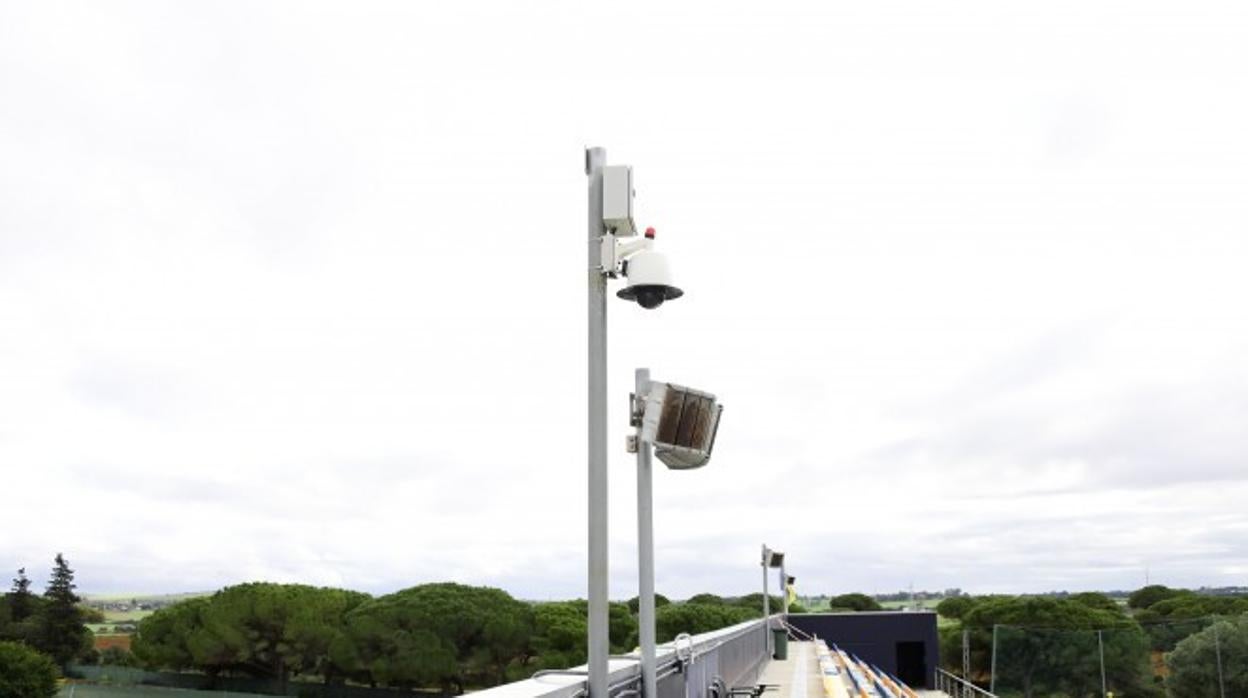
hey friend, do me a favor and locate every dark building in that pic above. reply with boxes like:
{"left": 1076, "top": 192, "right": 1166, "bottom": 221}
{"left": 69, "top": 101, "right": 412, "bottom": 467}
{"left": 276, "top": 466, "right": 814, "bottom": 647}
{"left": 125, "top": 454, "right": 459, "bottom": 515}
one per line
{"left": 787, "top": 611, "right": 939, "bottom": 688}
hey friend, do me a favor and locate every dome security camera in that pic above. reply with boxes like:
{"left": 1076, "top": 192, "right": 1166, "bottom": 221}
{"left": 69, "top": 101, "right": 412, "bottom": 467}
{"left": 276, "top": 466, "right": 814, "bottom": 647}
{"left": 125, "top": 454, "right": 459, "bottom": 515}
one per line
{"left": 611, "top": 228, "right": 688, "bottom": 309}
{"left": 617, "top": 248, "right": 684, "bottom": 309}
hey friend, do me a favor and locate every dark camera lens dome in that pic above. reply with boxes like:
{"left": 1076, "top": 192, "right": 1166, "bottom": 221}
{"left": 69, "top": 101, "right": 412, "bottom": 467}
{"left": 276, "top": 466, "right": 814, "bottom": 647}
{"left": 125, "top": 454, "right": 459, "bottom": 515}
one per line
{"left": 636, "top": 287, "right": 667, "bottom": 309}
{"left": 617, "top": 284, "right": 684, "bottom": 310}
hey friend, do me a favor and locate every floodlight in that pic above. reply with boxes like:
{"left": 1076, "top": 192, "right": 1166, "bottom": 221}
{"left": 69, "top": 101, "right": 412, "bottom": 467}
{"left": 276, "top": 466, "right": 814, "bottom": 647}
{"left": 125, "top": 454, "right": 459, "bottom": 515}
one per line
{"left": 636, "top": 381, "right": 723, "bottom": 469}
{"left": 767, "top": 550, "right": 785, "bottom": 568}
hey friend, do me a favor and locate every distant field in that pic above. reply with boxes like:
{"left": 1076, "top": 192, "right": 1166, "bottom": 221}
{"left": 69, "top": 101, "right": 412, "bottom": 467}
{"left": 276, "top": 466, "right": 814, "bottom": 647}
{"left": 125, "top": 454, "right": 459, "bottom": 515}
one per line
{"left": 88, "top": 610, "right": 151, "bottom": 636}
{"left": 81, "top": 592, "right": 208, "bottom": 603}
{"left": 878, "top": 599, "right": 940, "bottom": 610}
{"left": 60, "top": 686, "right": 265, "bottom": 698}
{"left": 104, "top": 609, "right": 153, "bottom": 623}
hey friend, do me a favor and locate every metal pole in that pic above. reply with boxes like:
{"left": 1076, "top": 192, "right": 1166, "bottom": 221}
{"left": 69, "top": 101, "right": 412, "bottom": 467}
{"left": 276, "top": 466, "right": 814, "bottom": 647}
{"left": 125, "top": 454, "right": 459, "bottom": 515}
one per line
{"left": 1215, "top": 622, "right": 1226, "bottom": 698}
{"left": 1097, "top": 629, "right": 1106, "bottom": 698}
{"left": 762, "top": 545, "right": 771, "bottom": 657}
{"left": 989, "top": 625, "right": 998, "bottom": 695}
{"left": 586, "top": 146, "right": 609, "bottom": 698}
{"left": 636, "top": 368, "right": 657, "bottom": 698}
{"left": 962, "top": 628, "right": 969, "bottom": 680}
{"left": 778, "top": 559, "right": 788, "bottom": 614}
{"left": 781, "top": 559, "right": 788, "bottom": 616}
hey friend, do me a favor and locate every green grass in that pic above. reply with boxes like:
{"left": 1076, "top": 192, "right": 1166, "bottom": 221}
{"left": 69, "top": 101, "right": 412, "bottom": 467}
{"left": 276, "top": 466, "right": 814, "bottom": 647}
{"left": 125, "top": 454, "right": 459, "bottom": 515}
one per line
{"left": 81, "top": 593, "right": 208, "bottom": 603}
{"left": 88, "top": 609, "right": 149, "bottom": 635}
{"left": 60, "top": 686, "right": 266, "bottom": 698}
{"left": 878, "top": 599, "right": 940, "bottom": 610}
{"left": 104, "top": 609, "right": 152, "bottom": 623}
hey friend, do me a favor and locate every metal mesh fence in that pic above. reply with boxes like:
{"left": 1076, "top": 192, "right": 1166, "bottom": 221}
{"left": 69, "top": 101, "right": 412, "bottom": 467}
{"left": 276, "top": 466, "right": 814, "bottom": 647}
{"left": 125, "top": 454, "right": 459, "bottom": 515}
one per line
{"left": 988, "top": 615, "right": 1248, "bottom": 698}
{"left": 66, "top": 664, "right": 442, "bottom": 698}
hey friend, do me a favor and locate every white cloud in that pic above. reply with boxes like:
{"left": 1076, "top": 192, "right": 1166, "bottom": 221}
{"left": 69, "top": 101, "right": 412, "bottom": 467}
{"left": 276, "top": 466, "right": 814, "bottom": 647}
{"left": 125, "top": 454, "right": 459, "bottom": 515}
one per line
{"left": 2, "top": 0, "right": 1247, "bottom": 599}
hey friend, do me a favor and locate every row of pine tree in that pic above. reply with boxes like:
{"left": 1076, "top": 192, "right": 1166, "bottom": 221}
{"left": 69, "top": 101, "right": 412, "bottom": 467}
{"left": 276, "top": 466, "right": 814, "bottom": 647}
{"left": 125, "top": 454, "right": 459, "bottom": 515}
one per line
{"left": 2, "top": 554, "right": 92, "bottom": 667}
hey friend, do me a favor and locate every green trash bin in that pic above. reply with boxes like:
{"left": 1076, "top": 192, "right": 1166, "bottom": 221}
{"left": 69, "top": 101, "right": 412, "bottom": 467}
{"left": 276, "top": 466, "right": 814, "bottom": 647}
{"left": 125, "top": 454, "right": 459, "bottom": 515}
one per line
{"left": 772, "top": 628, "right": 788, "bottom": 660}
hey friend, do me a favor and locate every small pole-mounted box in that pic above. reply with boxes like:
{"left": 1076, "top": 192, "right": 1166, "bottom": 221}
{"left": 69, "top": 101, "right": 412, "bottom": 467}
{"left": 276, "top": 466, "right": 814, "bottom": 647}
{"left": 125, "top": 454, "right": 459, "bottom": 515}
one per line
{"left": 602, "top": 165, "right": 636, "bottom": 236}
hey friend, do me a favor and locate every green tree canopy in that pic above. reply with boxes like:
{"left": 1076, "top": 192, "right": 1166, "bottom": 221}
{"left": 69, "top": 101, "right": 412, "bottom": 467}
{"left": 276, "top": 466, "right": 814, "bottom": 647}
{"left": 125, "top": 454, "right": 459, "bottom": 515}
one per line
{"left": 1166, "top": 615, "right": 1248, "bottom": 698}
{"left": 0, "top": 641, "right": 59, "bottom": 698}
{"left": 829, "top": 593, "right": 883, "bottom": 612}
{"left": 8, "top": 568, "right": 35, "bottom": 622}
{"left": 627, "top": 594, "right": 671, "bottom": 614}
{"left": 342, "top": 582, "right": 532, "bottom": 691}
{"left": 1067, "top": 592, "right": 1124, "bottom": 614}
{"left": 1133, "top": 594, "right": 1248, "bottom": 652}
{"left": 1144, "top": 594, "right": 1248, "bottom": 619}
{"left": 1127, "top": 584, "right": 1190, "bottom": 610}
{"left": 936, "top": 596, "right": 977, "bottom": 620}
{"left": 134, "top": 584, "right": 371, "bottom": 686}
{"left": 132, "top": 596, "right": 209, "bottom": 673}
{"left": 731, "top": 593, "right": 784, "bottom": 615}
{"left": 964, "top": 596, "right": 1154, "bottom": 698}
{"left": 530, "top": 601, "right": 587, "bottom": 670}
{"left": 36, "top": 554, "right": 90, "bottom": 667}
{"left": 282, "top": 586, "right": 371, "bottom": 684}
{"left": 655, "top": 603, "right": 754, "bottom": 643}
{"left": 685, "top": 593, "right": 724, "bottom": 606}
{"left": 99, "top": 645, "right": 138, "bottom": 667}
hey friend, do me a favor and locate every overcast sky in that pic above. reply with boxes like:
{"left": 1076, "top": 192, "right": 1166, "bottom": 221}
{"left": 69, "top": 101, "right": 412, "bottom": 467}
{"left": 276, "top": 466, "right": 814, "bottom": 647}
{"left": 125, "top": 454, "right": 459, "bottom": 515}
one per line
{"left": 2, "top": 1, "right": 1247, "bottom": 601}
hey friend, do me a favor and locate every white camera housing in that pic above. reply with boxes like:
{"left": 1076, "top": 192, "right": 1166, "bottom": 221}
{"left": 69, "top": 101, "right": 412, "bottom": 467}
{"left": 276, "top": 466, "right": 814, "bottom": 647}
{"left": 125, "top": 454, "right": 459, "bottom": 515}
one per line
{"left": 601, "top": 230, "right": 684, "bottom": 310}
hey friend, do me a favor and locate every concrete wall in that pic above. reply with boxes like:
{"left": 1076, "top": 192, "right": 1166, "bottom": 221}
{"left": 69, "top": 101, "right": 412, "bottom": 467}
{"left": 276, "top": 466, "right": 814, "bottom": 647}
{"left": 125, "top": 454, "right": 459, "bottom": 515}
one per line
{"left": 786, "top": 612, "right": 939, "bottom": 689}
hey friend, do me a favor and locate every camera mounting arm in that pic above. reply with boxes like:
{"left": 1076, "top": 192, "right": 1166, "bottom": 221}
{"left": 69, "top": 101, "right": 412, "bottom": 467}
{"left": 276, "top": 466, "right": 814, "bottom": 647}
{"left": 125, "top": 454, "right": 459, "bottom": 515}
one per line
{"left": 599, "top": 227, "right": 657, "bottom": 278}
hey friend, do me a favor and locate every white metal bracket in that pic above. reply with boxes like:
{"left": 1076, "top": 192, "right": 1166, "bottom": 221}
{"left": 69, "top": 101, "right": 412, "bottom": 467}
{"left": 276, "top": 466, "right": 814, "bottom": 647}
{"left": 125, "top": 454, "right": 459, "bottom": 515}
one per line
{"left": 599, "top": 233, "right": 652, "bottom": 278}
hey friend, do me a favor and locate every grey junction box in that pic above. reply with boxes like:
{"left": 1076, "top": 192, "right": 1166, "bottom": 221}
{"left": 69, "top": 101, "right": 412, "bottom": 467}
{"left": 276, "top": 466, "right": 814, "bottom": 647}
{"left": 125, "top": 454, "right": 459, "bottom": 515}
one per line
{"left": 602, "top": 165, "right": 636, "bottom": 236}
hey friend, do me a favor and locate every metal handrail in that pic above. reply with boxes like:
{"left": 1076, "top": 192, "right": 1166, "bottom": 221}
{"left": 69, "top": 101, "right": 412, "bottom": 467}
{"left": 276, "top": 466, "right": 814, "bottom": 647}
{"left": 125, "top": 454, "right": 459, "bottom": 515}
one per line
{"left": 935, "top": 668, "right": 998, "bottom": 698}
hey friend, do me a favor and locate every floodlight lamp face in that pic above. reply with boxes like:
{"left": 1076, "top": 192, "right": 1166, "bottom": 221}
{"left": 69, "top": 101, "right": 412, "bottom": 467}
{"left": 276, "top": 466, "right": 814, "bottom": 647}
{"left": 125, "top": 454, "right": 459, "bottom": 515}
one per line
{"left": 638, "top": 381, "right": 723, "bottom": 470}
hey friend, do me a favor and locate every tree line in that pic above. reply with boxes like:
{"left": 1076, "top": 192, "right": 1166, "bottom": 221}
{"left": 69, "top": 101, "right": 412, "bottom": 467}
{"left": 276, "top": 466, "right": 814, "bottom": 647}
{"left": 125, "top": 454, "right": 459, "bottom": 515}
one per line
{"left": 130, "top": 583, "right": 800, "bottom": 693}
{"left": 936, "top": 587, "right": 1248, "bottom": 698}
{"left": 0, "top": 554, "right": 92, "bottom": 698}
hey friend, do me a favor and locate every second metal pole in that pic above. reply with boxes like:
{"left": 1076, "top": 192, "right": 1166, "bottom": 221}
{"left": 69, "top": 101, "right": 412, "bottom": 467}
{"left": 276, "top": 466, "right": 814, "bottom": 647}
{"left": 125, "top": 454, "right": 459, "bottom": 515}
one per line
{"left": 780, "top": 560, "right": 788, "bottom": 616}
{"left": 762, "top": 545, "right": 771, "bottom": 657}
{"left": 636, "top": 368, "right": 657, "bottom": 698}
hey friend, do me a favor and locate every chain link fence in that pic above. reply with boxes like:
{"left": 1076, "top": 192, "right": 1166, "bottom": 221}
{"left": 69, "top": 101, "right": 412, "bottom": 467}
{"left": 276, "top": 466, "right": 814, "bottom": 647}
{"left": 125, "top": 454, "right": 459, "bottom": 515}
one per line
{"left": 983, "top": 615, "right": 1247, "bottom": 698}
{"left": 66, "top": 664, "right": 444, "bottom": 698}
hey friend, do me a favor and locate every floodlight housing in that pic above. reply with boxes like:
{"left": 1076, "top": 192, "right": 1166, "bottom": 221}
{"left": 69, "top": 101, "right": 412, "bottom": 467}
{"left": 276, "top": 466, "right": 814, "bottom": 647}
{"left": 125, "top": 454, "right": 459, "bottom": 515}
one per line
{"left": 636, "top": 381, "right": 723, "bottom": 469}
